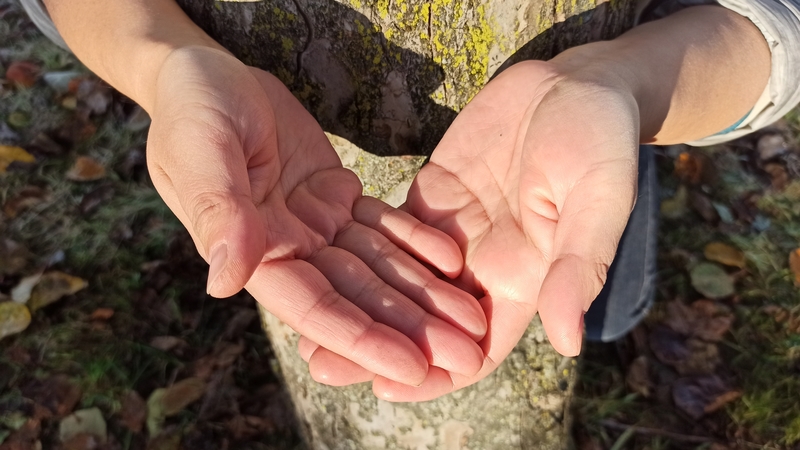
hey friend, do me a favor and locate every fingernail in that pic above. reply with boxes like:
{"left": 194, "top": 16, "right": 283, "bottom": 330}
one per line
{"left": 207, "top": 243, "right": 228, "bottom": 296}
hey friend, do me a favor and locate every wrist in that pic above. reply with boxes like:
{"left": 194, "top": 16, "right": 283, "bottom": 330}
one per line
{"left": 548, "top": 42, "right": 660, "bottom": 142}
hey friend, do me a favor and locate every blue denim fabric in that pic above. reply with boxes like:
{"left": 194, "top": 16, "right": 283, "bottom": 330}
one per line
{"left": 584, "top": 145, "right": 659, "bottom": 342}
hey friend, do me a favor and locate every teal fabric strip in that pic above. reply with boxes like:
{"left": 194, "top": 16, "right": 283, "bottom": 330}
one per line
{"left": 714, "top": 109, "right": 751, "bottom": 136}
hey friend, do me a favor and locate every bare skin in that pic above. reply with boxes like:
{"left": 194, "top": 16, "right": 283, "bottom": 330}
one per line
{"left": 44, "top": 1, "right": 770, "bottom": 399}
{"left": 300, "top": 6, "right": 771, "bottom": 400}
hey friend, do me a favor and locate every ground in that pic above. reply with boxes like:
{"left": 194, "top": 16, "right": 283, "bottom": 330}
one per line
{"left": 0, "top": 2, "right": 799, "bottom": 449}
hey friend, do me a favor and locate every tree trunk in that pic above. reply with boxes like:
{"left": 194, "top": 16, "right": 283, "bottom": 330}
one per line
{"left": 177, "top": 0, "right": 636, "bottom": 448}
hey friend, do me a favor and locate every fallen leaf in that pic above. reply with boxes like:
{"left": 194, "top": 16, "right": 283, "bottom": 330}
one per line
{"left": 145, "top": 428, "right": 182, "bottom": 450}
{"left": 764, "top": 163, "right": 790, "bottom": 191}
{"left": 649, "top": 326, "right": 720, "bottom": 375}
{"left": 79, "top": 184, "right": 114, "bottom": 216}
{"left": 688, "top": 300, "right": 734, "bottom": 342}
{"left": 59, "top": 407, "right": 107, "bottom": 444}
{"left": 7, "top": 111, "right": 30, "bottom": 129}
{"left": 77, "top": 82, "right": 112, "bottom": 116}
{"left": 5, "top": 61, "right": 40, "bottom": 87}
{"left": 661, "top": 185, "right": 689, "bottom": 219}
{"left": 675, "top": 151, "right": 708, "bottom": 185}
{"left": 704, "top": 390, "right": 742, "bottom": 414}
{"left": 222, "top": 308, "right": 257, "bottom": 340}
{"left": 119, "top": 391, "right": 146, "bottom": 433}
{"left": 690, "top": 191, "right": 719, "bottom": 223}
{"left": 690, "top": 263, "right": 735, "bottom": 299}
{"left": 89, "top": 308, "right": 114, "bottom": 321}
{"left": 704, "top": 242, "right": 746, "bottom": 269}
{"left": 60, "top": 95, "right": 78, "bottom": 110}
{"left": 61, "top": 433, "right": 102, "bottom": 450}
{"left": 789, "top": 249, "right": 800, "bottom": 286}
{"left": 673, "top": 375, "right": 737, "bottom": 419}
{"left": 54, "top": 115, "right": 97, "bottom": 144}
{"left": 757, "top": 133, "right": 789, "bottom": 161}
{"left": 146, "top": 378, "right": 207, "bottom": 435}
{"left": 27, "top": 132, "right": 64, "bottom": 155}
{"left": 28, "top": 271, "right": 88, "bottom": 312}
{"left": 0, "top": 418, "right": 40, "bottom": 450}
{"left": 10, "top": 272, "right": 43, "bottom": 303}
{"left": 0, "top": 302, "right": 31, "bottom": 341}
{"left": 0, "top": 145, "right": 35, "bottom": 174}
{"left": 0, "top": 239, "right": 31, "bottom": 275}
{"left": 66, "top": 156, "right": 106, "bottom": 182}
{"left": 22, "top": 375, "right": 82, "bottom": 417}
{"left": 149, "top": 336, "right": 187, "bottom": 352}
{"left": 224, "top": 415, "right": 273, "bottom": 440}
{"left": 3, "top": 186, "right": 48, "bottom": 218}
{"left": 193, "top": 341, "right": 245, "bottom": 380}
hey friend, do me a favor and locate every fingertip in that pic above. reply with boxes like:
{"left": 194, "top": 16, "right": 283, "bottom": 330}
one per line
{"left": 204, "top": 206, "right": 266, "bottom": 298}
{"left": 298, "top": 336, "right": 318, "bottom": 362}
{"left": 372, "top": 367, "right": 455, "bottom": 402}
{"left": 308, "top": 348, "right": 375, "bottom": 386}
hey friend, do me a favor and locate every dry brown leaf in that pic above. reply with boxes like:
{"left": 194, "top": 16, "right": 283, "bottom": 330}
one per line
{"left": 5, "top": 61, "right": 40, "bottom": 87}
{"left": 193, "top": 341, "right": 245, "bottom": 380}
{"left": 675, "top": 152, "right": 706, "bottom": 185}
{"left": 66, "top": 156, "right": 106, "bottom": 182}
{"left": 28, "top": 271, "right": 88, "bottom": 312}
{"left": 704, "top": 390, "right": 742, "bottom": 414}
{"left": 789, "top": 248, "right": 800, "bottom": 286}
{"left": 119, "top": 391, "right": 146, "bottom": 433}
{"left": 152, "top": 378, "right": 207, "bottom": 417}
{"left": 0, "top": 418, "right": 41, "bottom": 450}
{"left": 673, "top": 375, "right": 738, "bottom": 419}
{"left": 0, "top": 145, "right": 35, "bottom": 174}
{"left": 89, "top": 308, "right": 114, "bottom": 321}
{"left": 146, "top": 378, "right": 207, "bottom": 435}
{"left": 3, "top": 186, "right": 48, "bottom": 218}
{"left": 0, "top": 302, "right": 31, "bottom": 341}
{"left": 704, "top": 242, "right": 746, "bottom": 269}
{"left": 149, "top": 336, "right": 187, "bottom": 352}
{"left": 764, "top": 163, "right": 790, "bottom": 191}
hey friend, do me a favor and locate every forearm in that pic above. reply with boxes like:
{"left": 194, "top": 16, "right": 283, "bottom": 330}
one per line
{"left": 550, "top": 5, "right": 771, "bottom": 144}
{"left": 42, "top": 0, "right": 227, "bottom": 112}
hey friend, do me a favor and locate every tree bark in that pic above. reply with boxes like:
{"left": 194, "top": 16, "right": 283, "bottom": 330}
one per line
{"left": 177, "top": 0, "right": 637, "bottom": 448}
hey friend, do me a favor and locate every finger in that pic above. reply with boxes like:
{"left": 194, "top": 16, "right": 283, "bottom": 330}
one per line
{"left": 307, "top": 346, "right": 376, "bottom": 386}
{"left": 147, "top": 116, "right": 274, "bottom": 298}
{"left": 353, "top": 196, "right": 464, "bottom": 278}
{"left": 298, "top": 336, "right": 318, "bottom": 362}
{"left": 308, "top": 246, "right": 484, "bottom": 377}
{"left": 334, "top": 221, "right": 486, "bottom": 341}
{"left": 373, "top": 296, "right": 537, "bottom": 402}
{"left": 535, "top": 174, "right": 635, "bottom": 357}
{"left": 246, "top": 259, "right": 429, "bottom": 385}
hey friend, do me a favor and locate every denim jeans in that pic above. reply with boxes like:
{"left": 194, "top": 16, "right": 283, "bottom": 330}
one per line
{"left": 584, "top": 145, "right": 659, "bottom": 342}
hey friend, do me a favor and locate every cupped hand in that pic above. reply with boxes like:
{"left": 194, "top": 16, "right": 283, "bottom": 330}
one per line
{"left": 305, "top": 60, "right": 641, "bottom": 399}
{"left": 145, "top": 46, "right": 487, "bottom": 385}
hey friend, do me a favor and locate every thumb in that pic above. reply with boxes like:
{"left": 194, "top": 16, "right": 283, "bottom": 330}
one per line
{"left": 148, "top": 121, "right": 273, "bottom": 298}
{"left": 534, "top": 166, "right": 637, "bottom": 356}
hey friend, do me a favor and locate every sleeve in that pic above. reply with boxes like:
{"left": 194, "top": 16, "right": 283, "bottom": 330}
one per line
{"left": 639, "top": 0, "right": 800, "bottom": 146}
{"left": 18, "top": 0, "right": 70, "bottom": 51}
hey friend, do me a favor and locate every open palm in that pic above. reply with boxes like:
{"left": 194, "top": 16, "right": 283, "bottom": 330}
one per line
{"left": 307, "top": 60, "right": 641, "bottom": 399}
{"left": 146, "top": 47, "right": 487, "bottom": 385}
